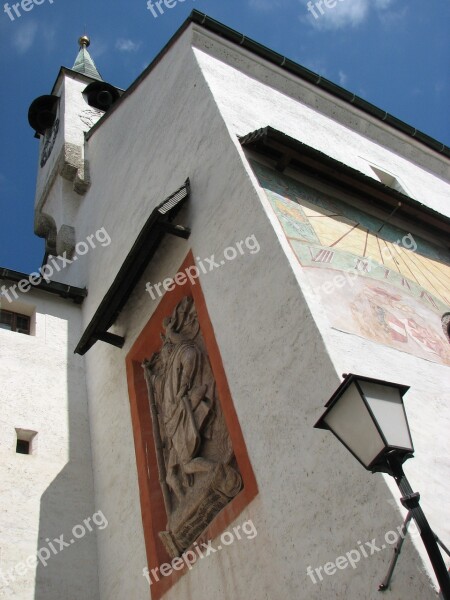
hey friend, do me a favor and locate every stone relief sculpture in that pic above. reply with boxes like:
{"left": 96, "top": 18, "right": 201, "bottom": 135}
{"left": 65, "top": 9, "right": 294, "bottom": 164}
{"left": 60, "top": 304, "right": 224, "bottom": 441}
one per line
{"left": 142, "top": 296, "right": 242, "bottom": 558}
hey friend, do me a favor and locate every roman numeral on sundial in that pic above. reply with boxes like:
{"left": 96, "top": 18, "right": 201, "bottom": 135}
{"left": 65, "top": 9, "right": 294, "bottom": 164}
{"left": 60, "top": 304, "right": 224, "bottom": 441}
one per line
{"left": 355, "top": 258, "right": 370, "bottom": 272}
{"left": 420, "top": 291, "right": 439, "bottom": 309}
{"left": 310, "top": 249, "right": 334, "bottom": 263}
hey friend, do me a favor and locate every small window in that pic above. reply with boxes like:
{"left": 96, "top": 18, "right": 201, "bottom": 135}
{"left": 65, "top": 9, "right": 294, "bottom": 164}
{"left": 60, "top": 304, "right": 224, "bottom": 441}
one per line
{"left": 370, "top": 166, "right": 408, "bottom": 195}
{"left": 0, "top": 310, "right": 31, "bottom": 335}
{"left": 16, "top": 440, "right": 30, "bottom": 455}
{"left": 15, "top": 429, "right": 37, "bottom": 455}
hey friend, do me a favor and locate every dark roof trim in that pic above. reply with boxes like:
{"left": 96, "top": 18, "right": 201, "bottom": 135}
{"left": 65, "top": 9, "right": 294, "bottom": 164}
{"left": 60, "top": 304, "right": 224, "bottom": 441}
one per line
{"left": 49, "top": 67, "right": 125, "bottom": 98}
{"left": 51, "top": 67, "right": 101, "bottom": 94}
{"left": 0, "top": 268, "right": 87, "bottom": 303}
{"left": 84, "top": 11, "right": 449, "bottom": 160}
{"left": 241, "top": 127, "right": 450, "bottom": 242}
{"left": 85, "top": 17, "right": 193, "bottom": 142}
{"left": 74, "top": 179, "right": 191, "bottom": 356}
{"left": 189, "top": 11, "right": 449, "bottom": 160}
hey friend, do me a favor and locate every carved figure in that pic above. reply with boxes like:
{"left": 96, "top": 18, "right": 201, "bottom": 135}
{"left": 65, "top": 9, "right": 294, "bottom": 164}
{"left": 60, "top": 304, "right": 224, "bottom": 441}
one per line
{"left": 143, "top": 296, "right": 241, "bottom": 556}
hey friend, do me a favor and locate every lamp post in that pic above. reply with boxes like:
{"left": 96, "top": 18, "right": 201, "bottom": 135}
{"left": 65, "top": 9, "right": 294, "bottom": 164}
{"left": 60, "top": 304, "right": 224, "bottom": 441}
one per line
{"left": 314, "top": 374, "right": 450, "bottom": 599}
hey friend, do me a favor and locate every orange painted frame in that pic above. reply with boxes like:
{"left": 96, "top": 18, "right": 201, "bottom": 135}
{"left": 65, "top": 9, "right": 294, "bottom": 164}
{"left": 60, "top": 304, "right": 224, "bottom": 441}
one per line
{"left": 125, "top": 251, "right": 258, "bottom": 599}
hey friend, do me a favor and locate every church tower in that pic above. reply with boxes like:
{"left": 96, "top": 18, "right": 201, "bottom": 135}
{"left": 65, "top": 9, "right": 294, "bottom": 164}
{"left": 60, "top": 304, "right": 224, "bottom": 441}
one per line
{"left": 28, "top": 37, "right": 120, "bottom": 260}
{"left": 1, "top": 38, "right": 116, "bottom": 600}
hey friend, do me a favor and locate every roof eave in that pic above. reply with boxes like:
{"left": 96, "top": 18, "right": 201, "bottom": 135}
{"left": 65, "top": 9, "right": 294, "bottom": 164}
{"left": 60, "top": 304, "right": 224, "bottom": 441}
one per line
{"left": 189, "top": 11, "right": 449, "bottom": 160}
{"left": 84, "top": 10, "right": 449, "bottom": 161}
{"left": 0, "top": 268, "right": 87, "bottom": 304}
{"left": 241, "top": 126, "right": 450, "bottom": 242}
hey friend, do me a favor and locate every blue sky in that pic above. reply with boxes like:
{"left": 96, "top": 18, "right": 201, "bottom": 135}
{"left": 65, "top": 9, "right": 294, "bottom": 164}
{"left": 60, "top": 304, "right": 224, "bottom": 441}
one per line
{"left": 0, "top": 0, "right": 449, "bottom": 273}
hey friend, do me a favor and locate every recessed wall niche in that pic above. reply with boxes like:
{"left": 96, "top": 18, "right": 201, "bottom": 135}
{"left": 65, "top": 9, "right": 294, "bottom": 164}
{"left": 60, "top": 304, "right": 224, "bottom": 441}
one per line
{"left": 15, "top": 429, "right": 38, "bottom": 455}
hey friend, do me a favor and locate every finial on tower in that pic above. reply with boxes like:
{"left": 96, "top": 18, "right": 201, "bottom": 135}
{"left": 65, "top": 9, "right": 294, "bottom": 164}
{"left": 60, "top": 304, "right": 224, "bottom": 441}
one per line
{"left": 78, "top": 35, "right": 90, "bottom": 48}
{"left": 73, "top": 34, "right": 103, "bottom": 81}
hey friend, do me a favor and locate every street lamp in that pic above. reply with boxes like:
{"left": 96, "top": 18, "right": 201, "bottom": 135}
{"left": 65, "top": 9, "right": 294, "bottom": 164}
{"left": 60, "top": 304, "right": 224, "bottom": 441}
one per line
{"left": 314, "top": 374, "right": 450, "bottom": 599}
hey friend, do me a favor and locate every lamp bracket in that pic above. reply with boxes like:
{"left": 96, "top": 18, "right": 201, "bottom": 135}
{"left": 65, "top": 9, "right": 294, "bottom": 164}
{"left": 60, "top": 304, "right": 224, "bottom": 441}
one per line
{"left": 379, "top": 511, "right": 413, "bottom": 592}
{"left": 400, "top": 491, "right": 421, "bottom": 509}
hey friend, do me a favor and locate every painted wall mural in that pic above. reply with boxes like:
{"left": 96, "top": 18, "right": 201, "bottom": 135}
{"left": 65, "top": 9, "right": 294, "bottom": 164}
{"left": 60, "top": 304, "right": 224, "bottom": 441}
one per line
{"left": 252, "top": 161, "right": 450, "bottom": 366}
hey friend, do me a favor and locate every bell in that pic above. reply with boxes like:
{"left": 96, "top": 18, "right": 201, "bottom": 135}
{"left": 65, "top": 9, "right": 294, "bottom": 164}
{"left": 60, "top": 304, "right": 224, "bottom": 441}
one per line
{"left": 28, "top": 95, "right": 59, "bottom": 135}
{"left": 83, "top": 82, "right": 120, "bottom": 112}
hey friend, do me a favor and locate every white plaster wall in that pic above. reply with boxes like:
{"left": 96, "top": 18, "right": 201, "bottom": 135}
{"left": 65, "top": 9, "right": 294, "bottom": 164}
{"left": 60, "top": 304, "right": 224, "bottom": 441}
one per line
{"left": 59, "top": 25, "right": 446, "bottom": 600}
{"left": 0, "top": 289, "right": 99, "bottom": 600}
{"left": 34, "top": 71, "right": 106, "bottom": 264}
{"left": 191, "top": 30, "right": 450, "bottom": 215}
{"left": 240, "top": 158, "right": 450, "bottom": 594}
{"left": 34, "top": 78, "right": 64, "bottom": 206}
{"left": 36, "top": 72, "right": 104, "bottom": 204}
{"left": 187, "top": 28, "right": 450, "bottom": 594}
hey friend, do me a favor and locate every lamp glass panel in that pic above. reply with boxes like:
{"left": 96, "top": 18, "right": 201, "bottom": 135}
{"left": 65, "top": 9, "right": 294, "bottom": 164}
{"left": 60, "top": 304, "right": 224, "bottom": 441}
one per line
{"left": 359, "top": 381, "right": 413, "bottom": 450}
{"left": 324, "top": 382, "right": 385, "bottom": 467}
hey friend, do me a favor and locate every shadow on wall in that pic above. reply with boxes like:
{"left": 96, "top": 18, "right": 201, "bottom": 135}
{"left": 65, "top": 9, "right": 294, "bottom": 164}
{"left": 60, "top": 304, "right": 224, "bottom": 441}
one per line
{"left": 34, "top": 307, "right": 100, "bottom": 600}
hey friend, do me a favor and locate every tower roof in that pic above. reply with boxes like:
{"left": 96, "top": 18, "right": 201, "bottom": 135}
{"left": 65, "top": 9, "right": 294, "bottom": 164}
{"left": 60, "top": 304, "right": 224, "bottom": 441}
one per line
{"left": 72, "top": 36, "right": 103, "bottom": 81}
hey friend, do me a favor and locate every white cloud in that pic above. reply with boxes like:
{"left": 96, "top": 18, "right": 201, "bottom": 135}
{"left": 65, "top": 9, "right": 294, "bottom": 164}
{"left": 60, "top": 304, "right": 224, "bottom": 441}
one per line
{"left": 42, "top": 23, "right": 57, "bottom": 53}
{"left": 89, "top": 39, "right": 109, "bottom": 60}
{"left": 378, "top": 6, "right": 408, "bottom": 28}
{"left": 12, "top": 20, "right": 38, "bottom": 54}
{"left": 338, "top": 70, "right": 348, "bottom": 86}
{"left": 302, "top": 0, "right": 395, "bottom": 31}
{"left": 374, "top": 0, "right": 393, "bottom": 8}
{"left": 115, "top": 38, "right": 142, "bottom": 53}
{"left": 302, "top": 57, "right": 328, "bottom": 77}
{"left": 10, "top": 21, "right": 57, "bottom": 55}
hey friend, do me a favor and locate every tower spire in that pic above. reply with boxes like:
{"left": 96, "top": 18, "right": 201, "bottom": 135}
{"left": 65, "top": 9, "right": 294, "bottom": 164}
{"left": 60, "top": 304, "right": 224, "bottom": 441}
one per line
{"left": 72, "top": 35, "right": 103, "bottom": 81}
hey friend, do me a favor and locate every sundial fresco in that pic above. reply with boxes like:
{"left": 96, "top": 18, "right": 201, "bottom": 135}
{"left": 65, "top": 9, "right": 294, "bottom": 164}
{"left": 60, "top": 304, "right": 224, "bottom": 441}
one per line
{"left": 252, "top": 161, "right": 450, "bottom": 366}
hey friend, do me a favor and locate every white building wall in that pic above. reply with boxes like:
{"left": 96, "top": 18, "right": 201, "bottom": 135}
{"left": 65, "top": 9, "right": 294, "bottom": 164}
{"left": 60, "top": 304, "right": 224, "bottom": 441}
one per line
{"left": 191, "top": 26, "right": 450, "bottom": 595}
{"left": 35, "top": 77, "right": 64, "bottom": 206}
{"left": 191, "top": 30, "right": 449, "bottom": 214}
{"left": 0, "top": 289, "right": 99, "bottom": 600}
{"left": 28, "top": 23, "right": 449, "bottom": 600}
{"left": 34, "top": 71, "right": 105, "bottom": 263}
